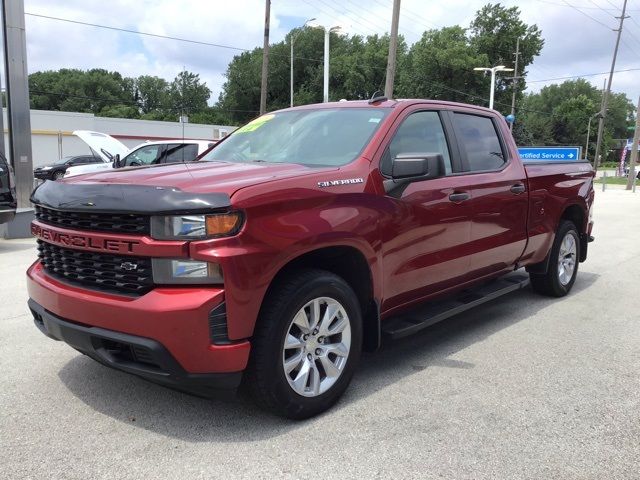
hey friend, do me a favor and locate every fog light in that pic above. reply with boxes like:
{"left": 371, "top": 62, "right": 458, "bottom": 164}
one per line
{"left": 152, "top": 259, "right": 223, "bottom": 284}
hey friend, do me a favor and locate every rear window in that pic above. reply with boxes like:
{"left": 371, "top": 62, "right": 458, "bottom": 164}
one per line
{"left": 453, "top": 113, "right": 506, "bottom": 172}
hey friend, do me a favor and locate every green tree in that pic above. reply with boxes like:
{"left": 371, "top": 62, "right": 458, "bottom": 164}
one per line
{"left": 29, "top": 68, "right": 135, "bottom": 115}
{"left": 469, "top": 3, "right": 544, "bottom": 110}
{"left": 519, "top": 79, "right": 634, "bottom": 161}
{"left": 168, "top": 71, "right": 211, "bottom": 119}
{"left": 397, "top": 26, "right": 488, "bottom": 102}
{"left": 136, "top": 75, "right": 169, "bottom": 114}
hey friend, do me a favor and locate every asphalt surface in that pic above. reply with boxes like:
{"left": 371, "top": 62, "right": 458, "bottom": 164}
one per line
{"left": 1, "top": 190, "right": 639, "bottom": 479}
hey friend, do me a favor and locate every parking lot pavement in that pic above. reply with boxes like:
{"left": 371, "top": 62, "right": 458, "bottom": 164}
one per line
{"left": 1, "top": 190, "right": 639, "bottom": 480}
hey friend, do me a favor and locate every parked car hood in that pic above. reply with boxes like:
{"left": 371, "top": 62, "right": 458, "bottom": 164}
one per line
{"left": 63, "top": 161, "right": 337, "bottom": 197}
{"left": 73, "top": 130, "right": 130, "bottom": 162}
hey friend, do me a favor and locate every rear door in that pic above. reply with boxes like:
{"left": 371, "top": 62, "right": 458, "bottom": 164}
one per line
{"left": 449, "top": 111, "right": 528, "bottom": 278}
{"left": 377, "top": 108, "right": 474, "bottom": 311}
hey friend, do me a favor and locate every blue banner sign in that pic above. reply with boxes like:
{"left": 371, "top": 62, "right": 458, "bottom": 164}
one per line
{"left": 518, "top": 146, "right": 582, "bottom": 162}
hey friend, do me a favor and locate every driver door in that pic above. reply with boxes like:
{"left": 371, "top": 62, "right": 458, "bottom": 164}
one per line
{"left": 378, "top": 108, "right": 474, "bottom": 311}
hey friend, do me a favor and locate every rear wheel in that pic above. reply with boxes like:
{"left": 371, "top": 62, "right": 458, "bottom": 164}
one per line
{"left": 245, "top": 269, "right": 362, "bottom": 419}
{"left": 530, "top": 220, "right": 580, "bottom": 297}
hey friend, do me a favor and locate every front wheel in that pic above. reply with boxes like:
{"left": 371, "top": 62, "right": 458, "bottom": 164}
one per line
{"left": 530, "top": 220, "right": 580, "bottom": 297}
{"left": 245, "top": 269, "right": 362, "bottom": 419}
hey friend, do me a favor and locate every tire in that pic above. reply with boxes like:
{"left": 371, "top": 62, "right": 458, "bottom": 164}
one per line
{"left": 52, "top": 170, "right": 65, "bottom": 180}
{"left": 530, "top": 220, "right": 580, "bottom": 297}
{"left": 245, "top": 269, "right": 362, "bottom": 419}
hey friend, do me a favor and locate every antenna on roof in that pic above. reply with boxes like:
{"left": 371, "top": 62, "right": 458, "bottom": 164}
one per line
{"left": 368, "top": 90, "right": 388, "bottom": 104}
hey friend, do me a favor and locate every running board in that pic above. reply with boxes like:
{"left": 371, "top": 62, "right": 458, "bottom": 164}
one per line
{"left": 382, "top": 272, "right": 530, "bottom": 340}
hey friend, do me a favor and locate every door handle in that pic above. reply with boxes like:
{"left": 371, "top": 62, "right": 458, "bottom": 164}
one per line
{"left": 449, "top": 192, "right": 470, "bottom": 203}
{"left": 510, "top": 183, "right": 526, "bottom": 194}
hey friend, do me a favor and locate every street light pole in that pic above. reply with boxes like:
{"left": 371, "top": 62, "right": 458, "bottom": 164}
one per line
{"left": 310, "top": 22, "right": 341, "bottom": 103}
{"left": 323, "top": 28, "right": 330, "bottom": 103}
{"left": 489, "top": 68, "right": 497, "bottom": 110}
{"left": 290, "top": 18, "right": 315, "bottom": 108}
{"left": 585, "top": 111, "right": 602, "bottom": 162}
{"left": 509, "top": 38, "right": 520, "bottom": 132}
{"left": 474, "top": 65, "right": 514, "bottom": 110}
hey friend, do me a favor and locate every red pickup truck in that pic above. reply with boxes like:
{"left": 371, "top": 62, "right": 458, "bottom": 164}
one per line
{"left": 27, "top": 99, "right": 595, "bottom": 418}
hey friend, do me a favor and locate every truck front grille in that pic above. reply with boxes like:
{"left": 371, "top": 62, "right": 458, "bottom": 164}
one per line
{"left": 35, "top": 205, "right": 150, "bottom": 235}
{"left": 37, "top": 240, "right": 153, "bottom": 296}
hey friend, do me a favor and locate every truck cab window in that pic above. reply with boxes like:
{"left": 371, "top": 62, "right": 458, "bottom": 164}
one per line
{"left": 453, "top": 113, "right": 506, "bottom": 172}
{"left": 382, "top": 111, "right": 452, "bottom": 176}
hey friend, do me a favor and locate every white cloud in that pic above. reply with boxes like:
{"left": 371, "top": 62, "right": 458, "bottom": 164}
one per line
{"left": 22, "top": 0, "right": 640, "bottom": 106}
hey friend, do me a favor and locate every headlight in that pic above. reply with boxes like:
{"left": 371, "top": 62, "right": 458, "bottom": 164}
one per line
{"left": 150, "top": 212, "right": 243, "bottom": 240}
{"left": 41, "top": 166, "right": 52, "bottom": 171}
{"left": 152, "top": 259, "right": 223, "bottom": 284}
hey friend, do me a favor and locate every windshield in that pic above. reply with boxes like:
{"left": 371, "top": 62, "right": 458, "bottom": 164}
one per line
{"left": 201, "top": 108, "right": 389, "bottom": 167}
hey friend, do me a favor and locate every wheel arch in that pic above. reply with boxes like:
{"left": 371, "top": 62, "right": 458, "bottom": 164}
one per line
{"left": 260, "top": 244, "right": 381, "bottom": 352}
{"left": 528, "top": 202, "right": 588, "bottom": 275}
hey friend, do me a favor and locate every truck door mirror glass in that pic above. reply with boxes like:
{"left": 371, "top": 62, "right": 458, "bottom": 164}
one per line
{"left": 391, "top": 153, "right": 446, "bottom": 181}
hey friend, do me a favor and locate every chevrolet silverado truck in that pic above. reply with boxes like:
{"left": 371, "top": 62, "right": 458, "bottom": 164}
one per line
{"left": 27, "top": 99, "right": 595, "bottom": 419}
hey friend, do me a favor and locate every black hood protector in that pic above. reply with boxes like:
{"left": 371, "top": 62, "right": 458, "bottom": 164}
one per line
{"left": 30, "top": 181, "right": 231, "bottom": 215}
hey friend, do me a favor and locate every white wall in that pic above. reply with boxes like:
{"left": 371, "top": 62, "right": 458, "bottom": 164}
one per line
{"left": 2, "top": 109, "right": 236, "bottom": 168}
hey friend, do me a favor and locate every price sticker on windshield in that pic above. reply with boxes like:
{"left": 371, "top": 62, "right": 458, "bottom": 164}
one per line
{"left": 236, "top": 114, "right": 275, "bottom": 133}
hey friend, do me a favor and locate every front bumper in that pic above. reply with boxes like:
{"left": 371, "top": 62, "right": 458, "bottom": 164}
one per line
{"left": 29, "top": 299, "right": 242, "bottom": 396}
{"left": 27, "top": 261, "right": 250, "bottom": 376}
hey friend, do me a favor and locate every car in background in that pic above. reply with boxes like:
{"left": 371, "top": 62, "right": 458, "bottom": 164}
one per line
{"left": 33, "top": 155, "right": 103, "bottom": 181}
{"left": 63, "top": 130, "right": 216, "bottom": 179}
{"left": 0, "top": 152, "right": 16, "bottom": 224}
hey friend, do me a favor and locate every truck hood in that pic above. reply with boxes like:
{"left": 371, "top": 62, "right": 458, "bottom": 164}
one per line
{"left": 63, "top": 161, "right": 337, "bottom": 197}
{"left": 73, "top": 130, "right": 130, "bottom": 162}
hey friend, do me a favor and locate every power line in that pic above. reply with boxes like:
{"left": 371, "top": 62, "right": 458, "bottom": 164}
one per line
{"left": 533, "top": 0, "right": 638, "bottom": 10}
{"left": 527, "top": 66, "right": 640, "bottom": 82}
{"left": 585, "top": 0, "right": 617, "bottom": 16}
{"left": 25, "top": 12, "right": 324, "bottom": 64}
{"left": 560, "top": 0, "right": 615, "bottom": 28}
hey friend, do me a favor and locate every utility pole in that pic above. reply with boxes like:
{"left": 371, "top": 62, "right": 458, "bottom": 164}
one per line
{"left": 259, "top": 0, "right": 270, "bottom": 115}
{"left": 509, "top": 38, "right": 520, "bottom": 132}
{"left": 384, "top": 0, "right": 401, "bottom": 98}
{"left": 593, "top": 0, "right": 628, "bottom": 171}
{"left": 626, "top": 96, "right": 639, "bottom": 190}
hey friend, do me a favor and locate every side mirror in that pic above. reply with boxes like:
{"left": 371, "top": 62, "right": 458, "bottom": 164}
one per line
{"left": 112, "top": 154, "right": 121, "bottom": 168}
{"left": 384, "top": 153, "right": 446, "bottom": 196}
{"left": 391, "top": 153, "right": 445, "bottom": 181}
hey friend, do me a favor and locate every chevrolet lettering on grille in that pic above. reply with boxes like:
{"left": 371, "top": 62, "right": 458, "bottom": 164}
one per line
{"left": 31, "top": 223, "right": 140, "bottom": 254}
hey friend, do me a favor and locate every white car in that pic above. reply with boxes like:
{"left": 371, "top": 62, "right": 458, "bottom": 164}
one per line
{"left": 64, "top": 130, "right": 216, "bottom": 178}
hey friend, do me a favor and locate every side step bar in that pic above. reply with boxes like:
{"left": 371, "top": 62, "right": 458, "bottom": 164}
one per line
{"left": 382, "top": 272, "right": 530, "bottom": 340}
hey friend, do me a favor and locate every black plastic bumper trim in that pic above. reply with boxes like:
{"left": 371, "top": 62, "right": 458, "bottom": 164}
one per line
{"left": 28, "top": 299, "right": 242, "bottom": 396}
